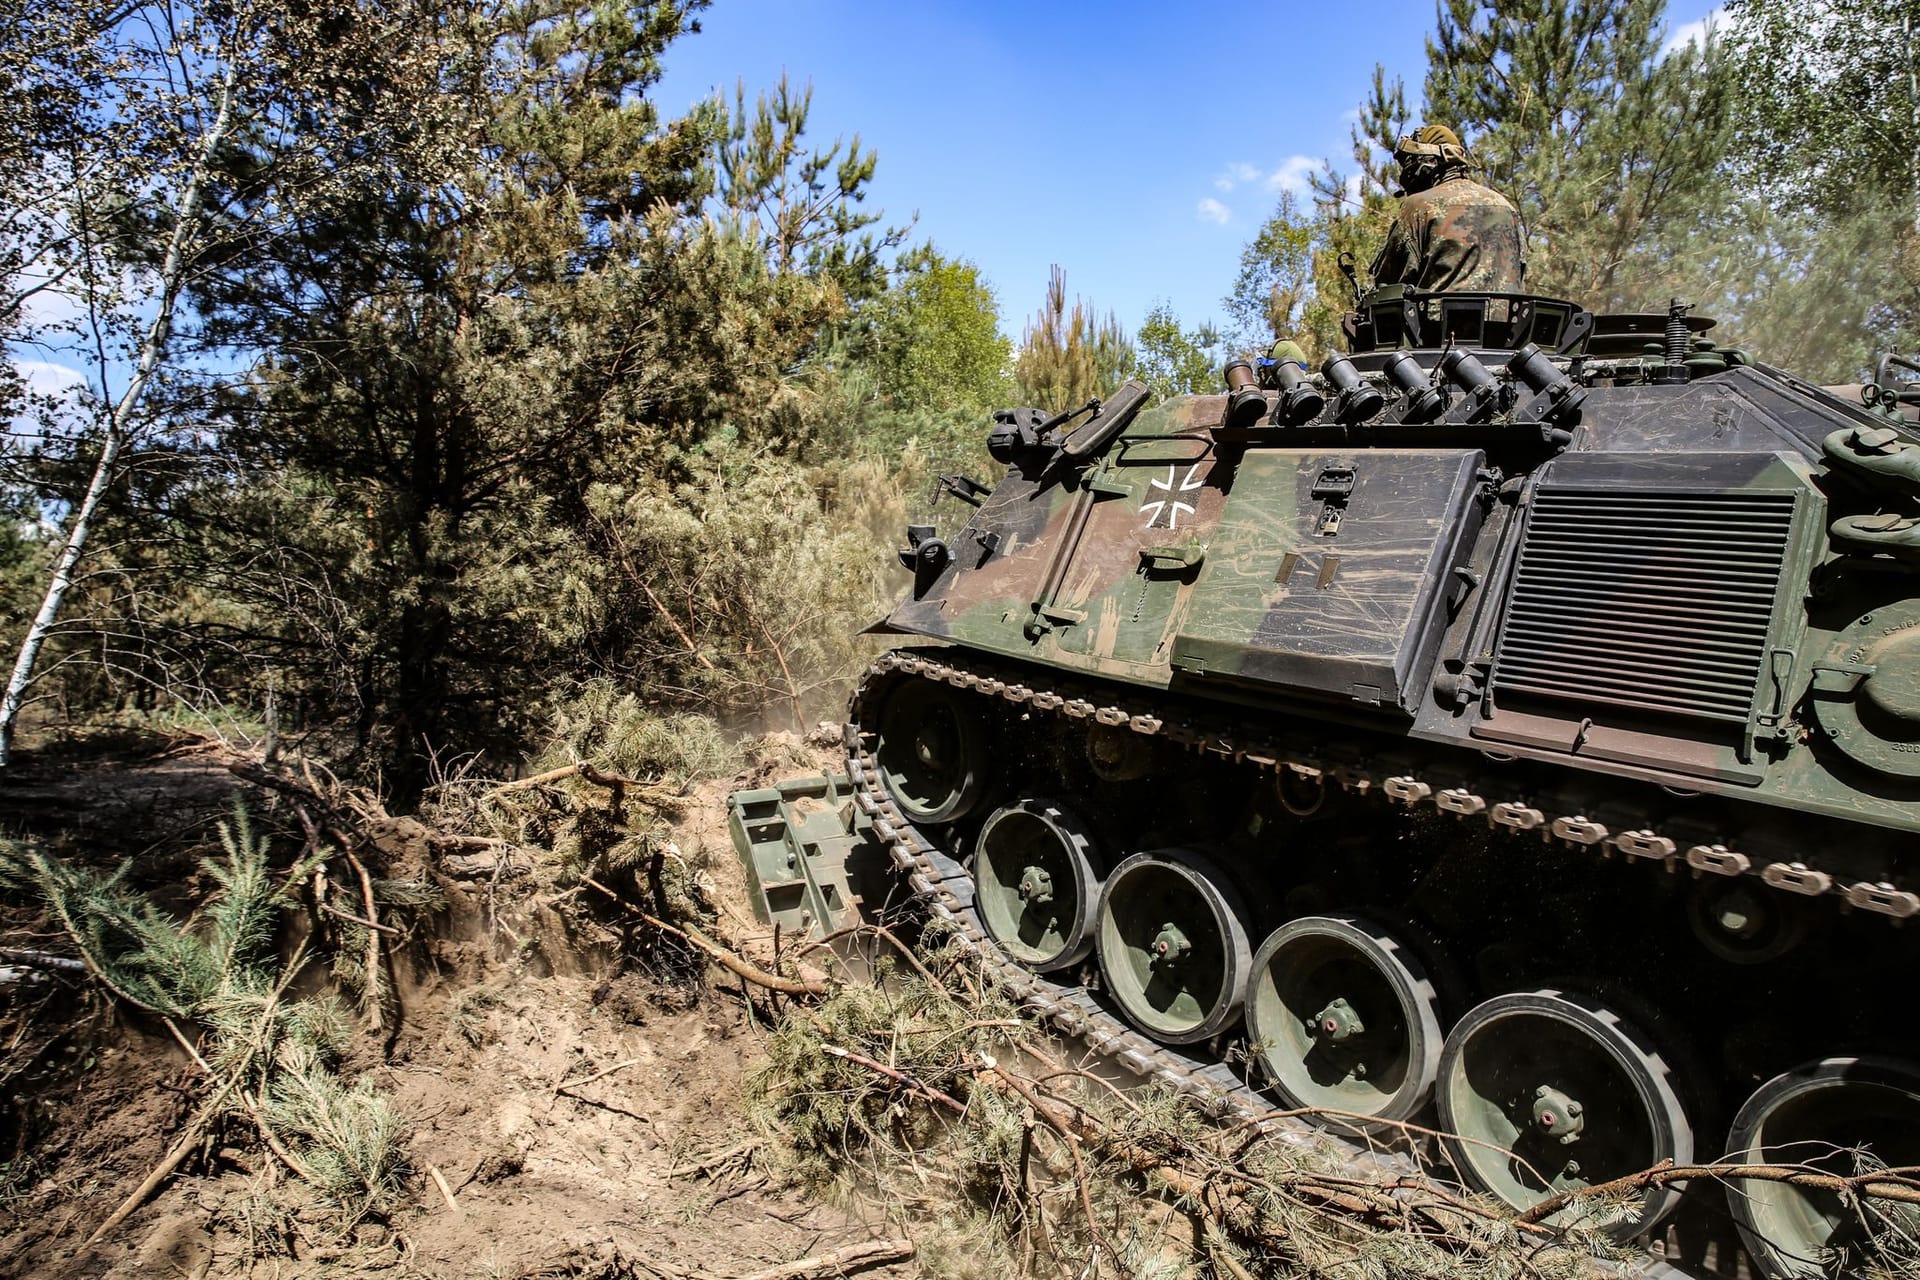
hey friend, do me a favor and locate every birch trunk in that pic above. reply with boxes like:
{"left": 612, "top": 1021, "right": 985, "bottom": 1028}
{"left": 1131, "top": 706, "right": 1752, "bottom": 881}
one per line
{"left": 0, "top": 69, "right": 238, "bottom": 766}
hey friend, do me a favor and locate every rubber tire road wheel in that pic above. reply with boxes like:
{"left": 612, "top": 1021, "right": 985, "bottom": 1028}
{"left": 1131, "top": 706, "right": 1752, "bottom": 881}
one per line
{"left": 1725, "top": 1056, "right": 1920, "bottom": 1279}
{"left": 1243, "top": 915, "right": 1444, "bottom": 1134}
{"left": 973, "top": 799, "right": 1102, "bottom": 972}
{"left": 873, "top": 677, "right": 987, "bottom": 825}
{"left": 1435, "top": 989, "right": 1694, "bottom": 1240}
{"left": 1095, "top": 849, "right": 1252, "bottom": 1046}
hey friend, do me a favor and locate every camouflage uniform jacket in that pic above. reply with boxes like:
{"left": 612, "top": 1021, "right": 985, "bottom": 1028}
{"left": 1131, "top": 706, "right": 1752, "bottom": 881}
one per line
{"left": 1369, "top": 177, "right": 1526, "bottom": 293}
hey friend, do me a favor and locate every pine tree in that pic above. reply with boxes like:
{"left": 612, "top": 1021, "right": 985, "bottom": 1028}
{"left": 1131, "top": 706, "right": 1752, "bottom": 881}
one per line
{"left": 1721, "top": 0, "right": 1920, "bottom": 373}
{"left": 715, "top": 73, "right": 908, "bottom": 301}
{"left": 0, "top": 0, "right": 473, "bottom": 764}
{"left": 1014, "top": 267, "right": 1135, "bottom": 412}
{"left": 1424, "top": 0, "right": 1738, "bottom": 308}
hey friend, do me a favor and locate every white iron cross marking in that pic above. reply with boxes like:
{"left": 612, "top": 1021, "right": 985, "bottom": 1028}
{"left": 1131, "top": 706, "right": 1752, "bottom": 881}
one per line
{"left": 1141, "top": 463, "right": 1205, "bottom": 529}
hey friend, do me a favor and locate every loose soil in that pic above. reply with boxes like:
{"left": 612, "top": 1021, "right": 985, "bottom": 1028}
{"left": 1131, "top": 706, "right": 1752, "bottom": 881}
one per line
{"left": 0, "top": 730, "right": 913, "bottom": 1280}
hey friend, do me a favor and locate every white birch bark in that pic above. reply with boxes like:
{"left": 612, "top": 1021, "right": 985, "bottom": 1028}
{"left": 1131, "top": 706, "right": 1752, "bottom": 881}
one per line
{"left": 0, "top": 67, "right": 238, "bottom": 765}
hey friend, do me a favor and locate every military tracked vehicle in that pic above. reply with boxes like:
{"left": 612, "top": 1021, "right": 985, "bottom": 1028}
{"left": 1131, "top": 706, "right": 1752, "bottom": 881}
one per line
{"left": 747, "top": 287, "right": 1920, "bottom": 1277}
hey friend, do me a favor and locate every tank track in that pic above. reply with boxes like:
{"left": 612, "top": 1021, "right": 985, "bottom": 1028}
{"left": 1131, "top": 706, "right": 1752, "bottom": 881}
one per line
{"left": 842, "top": 645, "right": 1896, "bottom": 1279}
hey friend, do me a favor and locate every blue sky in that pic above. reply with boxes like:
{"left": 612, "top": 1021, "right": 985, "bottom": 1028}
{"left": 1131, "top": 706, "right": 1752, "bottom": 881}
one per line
{"left": 654, "top": 0, "right": 1726, "bottom": 343}
{"left": 14, "top": 0, "right": 1726, "bottom": 411}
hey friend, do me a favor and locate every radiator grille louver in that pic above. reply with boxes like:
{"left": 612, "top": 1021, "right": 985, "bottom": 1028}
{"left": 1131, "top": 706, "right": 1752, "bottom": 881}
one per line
{"left": 1491, "top": 489, "right": 1796, "bottom": 724}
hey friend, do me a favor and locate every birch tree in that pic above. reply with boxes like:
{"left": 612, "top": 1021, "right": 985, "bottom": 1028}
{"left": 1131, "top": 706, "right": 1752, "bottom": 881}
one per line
{"left": 0, "top": 0, "right": 472, "bottom": 762}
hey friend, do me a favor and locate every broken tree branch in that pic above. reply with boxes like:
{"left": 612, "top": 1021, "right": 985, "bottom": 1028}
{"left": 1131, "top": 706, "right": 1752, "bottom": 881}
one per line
{"left": 86, "top": 945, "right": 312, "bottom": 1244}
{"left": 708, "top": 1239, "right": 915, "bottom": 1280}
{"left": 1517, "top": 1158, "right": 1920, "bottom": 1224}
{"left": 554, "top": 1057, "right": 646, "bottom": 1096}
{"left": 821, "top": 1044, "right": 967, "bottom": 1114}
{"left": 0, "top": 947, "right": 87, "bottom": 973}
{"left": 344, "top": 851, "right": 384, "bottom": 1032}
{"left": 487, "top": 761, "right": 681, "bottom": 807}
{"left": 579, "top": 876, "right": 830, "bottom": 997}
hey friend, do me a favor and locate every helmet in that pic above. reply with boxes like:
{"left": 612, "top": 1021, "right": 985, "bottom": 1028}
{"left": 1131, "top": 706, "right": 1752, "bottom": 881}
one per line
{"left": 1393, "top": 125, "right": 1472, "bottom": 193}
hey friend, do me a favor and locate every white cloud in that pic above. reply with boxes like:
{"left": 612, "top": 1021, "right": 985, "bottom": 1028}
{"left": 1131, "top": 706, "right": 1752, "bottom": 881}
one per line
{"left": 1196, "top": 197, "right": 1231, "bottom": 226}
{"left": 8, "top": 360, "right": 86, "bottom": 443}
{"left": 1263, "top": 155, "right": 1320, "bottom": 199}
{"left": 16, "top": 360, "right": 85, "bottom": 399}
{"left": 1213, "top": 162, "right": 1260, "bottom": 193}
{"left": 1660, "top": 6, "right": 1726, "bottom": 58}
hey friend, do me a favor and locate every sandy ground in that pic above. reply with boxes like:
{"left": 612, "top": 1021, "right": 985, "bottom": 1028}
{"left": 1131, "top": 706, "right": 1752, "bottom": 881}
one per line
{"left": 0, "top": 732, "right": 914, "bottom": 1280}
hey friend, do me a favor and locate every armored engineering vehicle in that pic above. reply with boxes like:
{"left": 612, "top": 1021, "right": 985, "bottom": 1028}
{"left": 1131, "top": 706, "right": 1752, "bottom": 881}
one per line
{"left": 824, "top": 288, "right": 1920, "bottom": 1277}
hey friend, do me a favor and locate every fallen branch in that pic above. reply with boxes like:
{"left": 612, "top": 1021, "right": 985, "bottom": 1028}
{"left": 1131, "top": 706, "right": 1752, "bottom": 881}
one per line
{"left": 86, "top": 946, "right": 312, "bottom": 1244}
{"left": 1517, "top": 1157, "right": 1920, "bottom": 1224}
{"left": 822, "top": 1044, "right": 967, "bottom": 1114}
{"left": 792, "top": 922, "right": 939, "bottom": 988}
{"left": 579, "top": 876, "right": 830, "bottom": 997}
{"left": 708, "top": 1239, "right": 915, "bottom": 1280}
{"left": 554, "top": 1056, "right": 646, "bottom": 1096}
{"left": 0, "top": 947, "right": 88, "bottom": 973}
{"left": 344, "top": 851, "right": 385, "bottom": 1032}
{"left": 488, "top": 761, "right": 681, "bottom": 808}
{"left": 226, "top": 758, "right": 328, "bottom": 806}
{"left": 428, "top": 1164, "right": 462, "bottom": 1216}
{"left": 319, "top": 901, "right": 401, "bottom": 936}
{"left": 669, "top": 1138, "right": 763, "bottom": 1180}
{"left": 162, "top": 1018, "right": 315, "bottom": 1186}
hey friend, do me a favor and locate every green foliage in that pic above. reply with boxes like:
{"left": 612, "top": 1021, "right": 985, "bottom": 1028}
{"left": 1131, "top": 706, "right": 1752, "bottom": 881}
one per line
{"left": 534, "top": 682, "right": 739, "bottom": 784}
{"left": 1, "top": 0, "right": 970, "bottom": 793}
{"left": 1133, "top": 303, "right": 1223, "bottom": 402}
{"left": 262, "top": 1047, "right": 408, "bottom": 1218}
{"left": 1014, "top": 266, "right": 1137, "bottom": 412}
{"left": 1225, "top": 191, "right": 1318, "bottom": 353}
{"left": 747, "top": 961, "right": 1026, "bottom": 1193}
{"left": 715, "top": 73, "right": 908, "bottom": 299}
{"left": 1225, "top": 73, "right": 1408, "bottom": 357}
{"left": 579, "top": 452, "right": 894, "bottom": 730}
{"left": 1424, "top": 0, "right": 1738, "bottom": 308}
{"left": 1721, "top": 0, "right": 1920, "bottom": 376}
{"left": 0, "top": 809, "right": 407, "bottom": 1220}
{"left": 859, "top": 245, "right": 1013, "bottom": 418}
{"left": 1227, "top": 0, "right": 1910, "bottom": 383}
{"left": 192, "top": 10, "right": 872, "bottom": 789}
{"left": 749, "top": 941, "right": 1622, "bottom": 1280}
{"left": 0, "top": 807, "right": 314, "bottom": 1018}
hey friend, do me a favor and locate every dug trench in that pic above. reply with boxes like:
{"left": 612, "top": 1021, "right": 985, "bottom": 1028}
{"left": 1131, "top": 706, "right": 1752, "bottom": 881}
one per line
{"left": 0, "top": 726, "right": 920, "bottom": 1280}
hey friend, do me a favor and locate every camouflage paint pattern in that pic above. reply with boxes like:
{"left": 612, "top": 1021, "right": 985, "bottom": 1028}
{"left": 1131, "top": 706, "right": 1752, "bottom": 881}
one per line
{"left": 1369, "top": 177, "right": 1526, "bottom": 293}
{"left": 883, "top": 350, "right": 1920, "bottom": 841}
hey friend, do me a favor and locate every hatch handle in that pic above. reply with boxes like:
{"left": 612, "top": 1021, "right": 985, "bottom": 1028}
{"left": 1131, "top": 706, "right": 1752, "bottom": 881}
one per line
{"left": 1139, "top": 544, "right": 1206, "bottom": 574}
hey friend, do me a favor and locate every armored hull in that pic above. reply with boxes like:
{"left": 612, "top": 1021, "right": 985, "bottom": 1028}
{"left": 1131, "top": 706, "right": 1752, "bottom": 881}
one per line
{"left": 852, "top": 292, "right": 1920, "bottom": 1278}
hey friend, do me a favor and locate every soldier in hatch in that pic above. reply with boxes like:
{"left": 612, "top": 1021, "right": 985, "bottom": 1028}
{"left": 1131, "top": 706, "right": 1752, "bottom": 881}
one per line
{"left": 1368, "top": 125, "right": 1526, "bottom": 293}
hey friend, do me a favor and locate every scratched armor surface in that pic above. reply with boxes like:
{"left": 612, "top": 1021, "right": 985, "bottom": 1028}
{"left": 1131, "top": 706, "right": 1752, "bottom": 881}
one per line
{"left": 1369, "top": 177, "right": 1525, "bottom": 293}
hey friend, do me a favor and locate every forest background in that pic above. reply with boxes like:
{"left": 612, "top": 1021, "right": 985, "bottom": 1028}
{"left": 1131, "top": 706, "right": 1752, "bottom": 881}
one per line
{"left": 0, "top": 0, "right": 1915, "bottom": 801}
